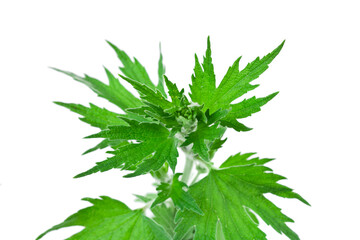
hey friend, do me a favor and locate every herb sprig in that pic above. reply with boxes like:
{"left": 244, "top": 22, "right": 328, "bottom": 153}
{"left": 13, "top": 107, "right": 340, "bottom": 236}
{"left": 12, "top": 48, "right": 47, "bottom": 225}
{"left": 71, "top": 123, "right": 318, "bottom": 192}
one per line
{"left": 37, "top": 37, "right": 309, "bottom": 240}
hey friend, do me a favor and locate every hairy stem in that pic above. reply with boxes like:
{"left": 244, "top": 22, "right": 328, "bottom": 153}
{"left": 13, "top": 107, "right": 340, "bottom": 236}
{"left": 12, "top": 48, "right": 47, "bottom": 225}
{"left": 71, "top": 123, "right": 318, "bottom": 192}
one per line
{"left": 181, "top": 154, "right": 194, "bottom": 185}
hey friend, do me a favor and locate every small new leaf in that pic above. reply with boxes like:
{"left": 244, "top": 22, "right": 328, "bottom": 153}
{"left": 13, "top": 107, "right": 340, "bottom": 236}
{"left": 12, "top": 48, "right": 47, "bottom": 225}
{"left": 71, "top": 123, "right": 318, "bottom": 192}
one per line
{"left": 182, "top": 121, "right": 226, "bottom": 161}
{"left": 37, "top": 196, "right": 171, "bottom": 240}
{"left": 164, "top": 76, "right": 184, "bottom": 108}
{"left": 152, "top": 173, "right": 203, "bottom": 215}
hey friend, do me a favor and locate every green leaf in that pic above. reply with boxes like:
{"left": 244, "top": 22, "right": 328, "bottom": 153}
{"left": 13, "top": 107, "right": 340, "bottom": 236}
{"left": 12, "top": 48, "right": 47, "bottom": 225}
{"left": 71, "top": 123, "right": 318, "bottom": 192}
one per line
{"left": 220, "top": 152, "right": 273, "bottom": 168}
{"left": 121, "top": 110, "right": 154, "bottom": 123}
{"left": 134, "top": 193, "right": 157, "bottom": 203}
{"left": 226, "top": 91, "right": 278, "bottom": 119}
{"left": 208, "top": 138, "right": 227, "bottom": 160}
{"left": 164, "top": 76, "right": 184, "bottom": 107}
{"left": 36, "top": 196, "right": 171, "bottom": 240}
{"left": 152, "top": 173, "right": 203, "bottom": 215}
{"left": 82, "top": 139, "right": 110, "bottom": 155}
{"left": 75, "top": 121, "right": 178, "bottom": 178}
{"left": 82, "top": 139, "right": 129, "bottom": 155}
{"left": 190, "top": 36, "right": 216, "bottom": 106}
{"left": 219, "top": 92, "right": 278, "bottom": 132}
{"left": 174, "top": 155, "right": 309, "bottom": 240}
{"left": 151, "top": 203, "right": 177, "bottom": 237}
{"left": 142, "top": 102, "right": 179, "bottom": 127}
{"left": 87, "top": 120, "right": 169, "bottom": 141}
{"left": 107, "top": 41, "right": 156, "bottom": 90}
{"left": 219, "top": 118, "right": 252, "bottom": 132}
{"left": 54, "top": 102, "right": 127, "bottom": 129}
{"left": 205, "top": 108, "right": 230, "bottom": 125}
{"left": 157, "top": 43, "right": 167, "bottom": 97}
{"left": 120, "top": 75, "right": 173, "bottom": 110}
{"left": 126, "top": 105, "right": 177, "bottom": 127}
{"left": 124, "top": 137, "right": 178, "bottom": 177}
{"left": 205, "top": 41, "right": 285, "bottom": 113}
{"left": 182, "top": 121, "right": 226, "bottom": 161}
{"left": 51, "top": 67, "right": 142, "bottom": 110}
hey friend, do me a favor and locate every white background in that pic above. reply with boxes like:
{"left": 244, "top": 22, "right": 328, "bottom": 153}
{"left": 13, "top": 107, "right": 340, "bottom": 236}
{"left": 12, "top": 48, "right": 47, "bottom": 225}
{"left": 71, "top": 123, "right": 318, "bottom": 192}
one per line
{"left": 1, "top": 0, "right": 359, "bottom": 239}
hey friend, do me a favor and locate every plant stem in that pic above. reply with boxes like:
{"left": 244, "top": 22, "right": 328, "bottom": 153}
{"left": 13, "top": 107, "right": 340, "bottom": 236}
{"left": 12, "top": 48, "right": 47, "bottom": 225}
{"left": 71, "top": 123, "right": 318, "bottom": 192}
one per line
{"left": 181, "top": 154, "right": 194, "bottom": 184}
{"left": 190, "top": 171, "right": 201, "bottom": 185}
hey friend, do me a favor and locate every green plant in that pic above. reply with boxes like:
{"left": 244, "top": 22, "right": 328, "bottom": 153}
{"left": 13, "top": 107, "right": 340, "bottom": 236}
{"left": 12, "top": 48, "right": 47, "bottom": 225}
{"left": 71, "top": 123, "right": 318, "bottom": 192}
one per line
{"left": 37, "top": 37, "right": 309, "bottom": 240}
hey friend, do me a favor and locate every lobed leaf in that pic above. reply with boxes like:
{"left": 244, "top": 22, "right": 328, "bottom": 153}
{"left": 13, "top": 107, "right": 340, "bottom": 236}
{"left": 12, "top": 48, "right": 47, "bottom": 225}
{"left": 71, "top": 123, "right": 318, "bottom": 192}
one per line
{"left": 174, "top": 154, "right": 309, "bottom": 240}
{"left": 36, "top": 196, "right": 171, "bottom": 240}
{"left": 205, "top": 41, "right": 285, "bottom": 113}
{"left": 76, "top": 121, "right": 178, "bottom": 178}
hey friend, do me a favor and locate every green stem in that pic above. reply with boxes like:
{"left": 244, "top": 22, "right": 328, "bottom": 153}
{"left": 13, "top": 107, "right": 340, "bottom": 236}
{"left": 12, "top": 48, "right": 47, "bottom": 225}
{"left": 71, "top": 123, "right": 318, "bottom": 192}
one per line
{"left": 190, "top": 171, "right": 201, "bottom": 185}
{"left": 181, "top": 154, "right": 194, "bottom": 184}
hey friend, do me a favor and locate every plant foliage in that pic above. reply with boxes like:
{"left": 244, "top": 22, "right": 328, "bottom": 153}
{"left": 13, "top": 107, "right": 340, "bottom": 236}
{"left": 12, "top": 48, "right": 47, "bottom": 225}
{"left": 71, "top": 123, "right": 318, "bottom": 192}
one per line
{"left": 37, "top": 37, "right": 309, "bottom": 240}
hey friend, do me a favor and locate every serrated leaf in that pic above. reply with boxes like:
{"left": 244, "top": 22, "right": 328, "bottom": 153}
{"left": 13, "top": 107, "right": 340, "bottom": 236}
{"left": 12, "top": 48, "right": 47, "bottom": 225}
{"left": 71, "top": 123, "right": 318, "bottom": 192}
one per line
{"left": 82, "top": 139, "right": 110, "bottom": 155}
{"left": 51, "top": 68, "right": 142, "bottom": 110}
{"left": 152, "top": 173, "right": 203, "bottom": 215}
{"left": 164, "top": 75, "right": 183, "bottom": 107}
{"left": 75, "top": 121, "right": 178, "bottom": 178}
{"left": 182, "top": 121, "right": 226, "bottom": 161}
{"left": 82, "top": 139, "right": 129, "bottom": 155}
{"left": 229, "top": 92, "right": 278, "bottom": 119}
{"left": 120, "top": 110, "right": 154, "bottom": 123}
{"left": 124, "top": 137, "right": 178, "bottom": 177}
{"left": 190, "top": 36, "right": 216, "bottom": 106}
{"left": 205, "top": 108, "right": 230, "bottom": 125}
{"left": 54, "top": 101, "right": 133, "bottom": 155}
{"left": 87, "top": 120, "right": 169, "bottom": 141}
{"left": 220, "top": 152, "right": 273, "bottom": 168}
{"left": 107, "top": 41, "right": 156, "bottom": 90}
{"left": 219, "top": 92, "right": 278, "bottom": 132}
{"left": 36, "top": 196, "right": 171, "bottom": 240}
{"left": 157, "top": 43, "right": 167, "bottom": 97}
{"left": 219, "top": 118, "right": 252, "bottom": 132}
{"left": 205, "top": 41, "right": 285, "bottom": 113}
{"left": 120, "top": 75, "right": 173, "bottom": 110}
{"left": 174, "top": 155, "right": 309, "bottom": 240}
{"left": 54, "top": 102, "right": 127, "bottom": 129}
